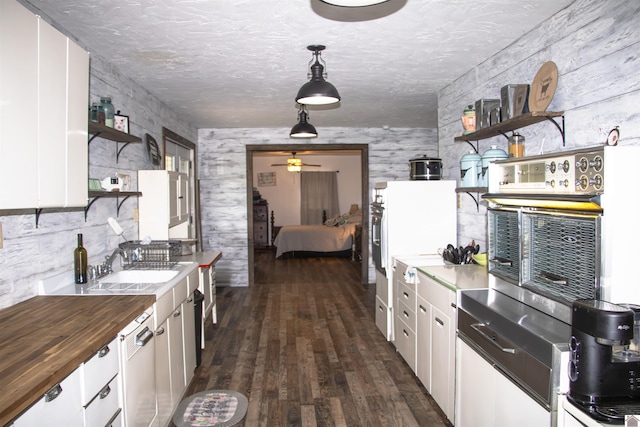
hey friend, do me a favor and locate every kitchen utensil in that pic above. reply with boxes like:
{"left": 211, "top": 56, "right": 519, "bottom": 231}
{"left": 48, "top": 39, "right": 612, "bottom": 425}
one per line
{"left": 108, "top": 217, "right": 128, "bottom": 242}
{"left": 409, "top": 156, "right": 443, "bottom": 180}
{"left": 472, "top": 253, "right": 487, "bottom": 266}
{"left": 528, "top": 61, "right": 558, "bottom": 112}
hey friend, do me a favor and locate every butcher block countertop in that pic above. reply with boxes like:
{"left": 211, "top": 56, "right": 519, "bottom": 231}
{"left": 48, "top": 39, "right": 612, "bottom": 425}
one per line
{"left": 0, "top": 294, "right": 155, "bottom": 426}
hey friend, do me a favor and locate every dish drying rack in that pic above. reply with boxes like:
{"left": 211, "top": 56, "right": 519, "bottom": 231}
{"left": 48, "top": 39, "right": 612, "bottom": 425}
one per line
{"left": 119, "top": 240, "right": 181, "bottom": 269}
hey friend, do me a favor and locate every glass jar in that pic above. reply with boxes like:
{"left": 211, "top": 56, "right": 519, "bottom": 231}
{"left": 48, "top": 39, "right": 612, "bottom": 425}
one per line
{"left": 100, "top": 97, "right": 115, "bottom": 128}
{"left": 508, "top": 132, "right": 525, "bottom": 158}
{"left": 89, "top": 103, "right": 99, "bottom": 122}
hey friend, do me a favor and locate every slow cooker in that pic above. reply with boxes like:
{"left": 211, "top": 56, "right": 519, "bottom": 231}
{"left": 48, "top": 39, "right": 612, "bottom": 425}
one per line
{"left": 409, "top": 156, "right": 443, "bottom": 180}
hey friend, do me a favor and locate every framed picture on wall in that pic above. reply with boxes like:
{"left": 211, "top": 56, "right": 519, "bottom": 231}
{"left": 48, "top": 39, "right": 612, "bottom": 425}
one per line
{"left": 114, "top": 114, "right": 129, "bottom": 133}
{"left": 257, "top": 172, "right": 276, "bottom": 187}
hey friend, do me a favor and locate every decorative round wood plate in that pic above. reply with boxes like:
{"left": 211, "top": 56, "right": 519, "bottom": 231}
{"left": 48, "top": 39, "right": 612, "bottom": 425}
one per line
{"left": 528, "top": 61, "right": 558, "bottom": 112}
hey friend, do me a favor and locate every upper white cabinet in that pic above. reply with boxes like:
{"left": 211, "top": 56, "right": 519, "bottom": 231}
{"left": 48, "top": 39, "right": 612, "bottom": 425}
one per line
{"left": 138, "top": 170, "right": 190, "bottom": 239}
{"left": 0, "top": 0, "right": 89, "bottom": 209}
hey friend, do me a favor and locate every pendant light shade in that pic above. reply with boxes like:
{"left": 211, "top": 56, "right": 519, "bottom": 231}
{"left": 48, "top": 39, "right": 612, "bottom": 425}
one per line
{"left": 295, "top": 45, "right": 341, "bottom": 106}
{"left": 320, "top": 0, "right": 389, "bottom": 6}
{"left": 290, "top": 105, "right": 318, "bottom": 138}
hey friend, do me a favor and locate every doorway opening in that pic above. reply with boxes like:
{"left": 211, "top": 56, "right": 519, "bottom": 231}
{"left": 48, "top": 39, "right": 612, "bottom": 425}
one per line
{"left": 246, "top": 144, "right": 369, "bottom": 286}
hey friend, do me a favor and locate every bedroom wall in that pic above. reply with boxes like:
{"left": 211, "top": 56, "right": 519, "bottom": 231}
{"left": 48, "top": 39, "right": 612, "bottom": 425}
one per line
{"left": 437, "top": 0, "right": 640, "bottom": 253}
{"left": 252, "top": 153, "right": 362, "bottom": 227}
{"left": 198, "top": 128, "right": 440, "bottom": 286}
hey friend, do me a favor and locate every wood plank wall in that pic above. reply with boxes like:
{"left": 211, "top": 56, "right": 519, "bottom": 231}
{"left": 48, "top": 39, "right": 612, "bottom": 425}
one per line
{"left": 439, "top": 0, "right": 640, "bottom": 252}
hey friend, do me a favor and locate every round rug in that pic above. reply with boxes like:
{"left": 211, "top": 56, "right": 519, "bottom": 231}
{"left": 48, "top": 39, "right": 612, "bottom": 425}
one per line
{"left": 173, "top": 390, "right": 248, "bottom": 427}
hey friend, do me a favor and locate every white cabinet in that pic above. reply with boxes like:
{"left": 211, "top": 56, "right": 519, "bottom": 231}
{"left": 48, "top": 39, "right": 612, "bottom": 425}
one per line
{"left": 0, "top": 0, "right": 89, "bottom": 210}
{"left": 375, "top": 269, "right": 392, "bottom": 339}
{"left": 138, "top": 170, "right": 190, "bottom": 240}
{"left": 394, "top": 278, "right": 417, "bottom": 371}
{"left": 12, "top": 366, "right": 83, "bottom": 427}
{"left": 154, "top": 317, "right": 172, "bottom": 425}
{"left": 200, "top": 263, "right": 218, "bottom": 328}
{"left": 416, "top": 295, "right": 432, "bottom": 392}
{"left": 455, "top": 338, "right": 548, "bottom": 427}
{"left": 153, "top": 270, "right": 197, "bottom": 427}
{"left": 416, "top": 271, "right": 457, "bottom": 423}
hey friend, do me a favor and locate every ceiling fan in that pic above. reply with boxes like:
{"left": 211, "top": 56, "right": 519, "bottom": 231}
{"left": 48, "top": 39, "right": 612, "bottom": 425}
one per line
{"left": 271, "top": 152, "right": 321, "bottom": 172}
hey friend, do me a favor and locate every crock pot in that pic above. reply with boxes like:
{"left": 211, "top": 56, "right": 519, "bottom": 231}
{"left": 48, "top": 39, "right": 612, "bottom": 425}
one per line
{"left": 409, "top": 156, "right": 443, "bottom": 180}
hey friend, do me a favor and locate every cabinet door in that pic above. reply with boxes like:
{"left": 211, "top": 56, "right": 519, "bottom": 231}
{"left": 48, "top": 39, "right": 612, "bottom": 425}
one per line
{"left": 416, "top": 295, "right": 431, "bottom": 392}
{"left": 455, "top": 338, "right": 548, "bottom": 427}
{"left": 182, "top": 294, "right": 196, "bottom": 386}
{"left": 154, "top": 319, "right": 172, "bottom": 426}
{"left": 431, "top": 305, "right": 453, "bottom": 422}
{"left": 168, "top": 306, "right": 185, "bottom": 407}
{"left": 0, "top": 0, "right": 38, "bottom": 208}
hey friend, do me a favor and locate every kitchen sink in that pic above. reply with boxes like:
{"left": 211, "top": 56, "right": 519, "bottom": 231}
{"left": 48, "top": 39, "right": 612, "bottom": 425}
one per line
{"left": 100, "top": 269, "right": 179, "bottom": 284}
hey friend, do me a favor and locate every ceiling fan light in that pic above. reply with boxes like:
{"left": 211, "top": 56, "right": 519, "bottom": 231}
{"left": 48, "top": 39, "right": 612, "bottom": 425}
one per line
{"left": 320, "top": 0, "right": 389, "bottom": 6}
{"left": 287, "top": 157, "right": 303, "bottom": 172}
{"left": 295, "top": 45, "right": 341, "bottom": 106}
{"left": 290, "top": 107, "right": 318, "bottom": 138}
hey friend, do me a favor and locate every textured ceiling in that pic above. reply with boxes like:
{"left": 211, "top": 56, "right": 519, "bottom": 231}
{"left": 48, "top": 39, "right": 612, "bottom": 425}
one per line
{"left": 23, "top": 0, "right": 573, "bottom": 129}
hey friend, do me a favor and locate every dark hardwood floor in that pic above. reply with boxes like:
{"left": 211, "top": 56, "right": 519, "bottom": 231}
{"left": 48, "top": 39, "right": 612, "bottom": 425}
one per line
{"left": 181, "top": 250, "right": 449, "bottom": 426}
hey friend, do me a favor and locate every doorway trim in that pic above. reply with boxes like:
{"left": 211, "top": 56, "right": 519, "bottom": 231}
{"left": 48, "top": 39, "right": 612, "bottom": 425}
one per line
{"left": 246, "top": 144, "right": 369, "bottom": 286}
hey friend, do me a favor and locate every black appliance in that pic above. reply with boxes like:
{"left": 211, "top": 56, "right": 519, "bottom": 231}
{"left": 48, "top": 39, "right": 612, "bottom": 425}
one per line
{"left": 568, "top": 299, "right": 640, "bottom": 424}
{"left": 408, "top": 156, "right": 442, "bottom": 180}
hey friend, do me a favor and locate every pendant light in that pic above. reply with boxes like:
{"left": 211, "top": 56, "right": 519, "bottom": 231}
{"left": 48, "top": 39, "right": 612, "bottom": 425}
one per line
{"left": 295, "top": 45, "right": 341, "bottom": 105}
{"left": 290, "top": 105, "right": 318, "bottom": 138}
{"left": 320, "top": 0, "right": 389, "bottom": 5}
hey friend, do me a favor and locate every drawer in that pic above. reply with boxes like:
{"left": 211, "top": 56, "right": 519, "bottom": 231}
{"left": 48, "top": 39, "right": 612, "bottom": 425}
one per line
{"left": 396, "top": 281, "right": 416, "bottom": 312}
{"left": 417, "top": 273, "right": 456, "bottom": 314}
{"left": 187, "top": 268, "right": 199, "bottom": 295}
{"left": 376, "top": 270, "right": 389, "bottom": 304}
{"left": 79, "top": 337, "right": 118, "bottom": 405}
{"left": 155, "top": 289, "right": 173, "bottom": 326}
{"left": 173, "top": 277, "right": 188, "bottom": 307}
{"left": 395, "top": 317, "right": 416, "bottom": 371}
{"left": 375, "top": 296, "right": 391, "bottom": 339}
{"left": 396, "top": 298, "right": 416, "bottom": 332}
{"left": 253, "top": 206, "right": 268, "bottom": 220}
{"left": 84, "top": 376, "right": 120, "bottom": 427}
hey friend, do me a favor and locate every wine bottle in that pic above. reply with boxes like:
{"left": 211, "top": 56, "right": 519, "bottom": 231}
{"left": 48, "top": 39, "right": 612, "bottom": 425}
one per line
{"left": 74, "top": 233, "right": 88, "bottom": 284}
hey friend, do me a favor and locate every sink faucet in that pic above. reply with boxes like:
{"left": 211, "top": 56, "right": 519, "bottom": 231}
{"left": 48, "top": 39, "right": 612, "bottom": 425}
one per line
{"left": 98, "top": 248, "right": 127, "bottom": 277}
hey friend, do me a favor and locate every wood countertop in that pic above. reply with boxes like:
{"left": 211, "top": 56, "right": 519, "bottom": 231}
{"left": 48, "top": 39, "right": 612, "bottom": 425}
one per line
{"left": 0, "top": 294, "right": 155, "bottom": 426}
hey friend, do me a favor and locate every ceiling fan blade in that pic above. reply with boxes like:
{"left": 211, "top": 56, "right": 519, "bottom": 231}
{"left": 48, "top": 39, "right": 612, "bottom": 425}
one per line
{"left": 302, "top": 163, "right": 321, "bottom": 167}
{"left": 271, "top": 163, "right": 288, "bottom": 166}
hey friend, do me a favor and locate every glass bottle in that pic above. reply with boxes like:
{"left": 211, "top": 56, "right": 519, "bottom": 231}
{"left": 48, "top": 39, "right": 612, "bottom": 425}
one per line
{"left": 74, "top": 233, "right": 88, "bottom": 284}
{"left": 508, "top": 133, "right": 525, "bottom": 158}
{"left": 100, "top": 97, "right": 115, "bottom": 128}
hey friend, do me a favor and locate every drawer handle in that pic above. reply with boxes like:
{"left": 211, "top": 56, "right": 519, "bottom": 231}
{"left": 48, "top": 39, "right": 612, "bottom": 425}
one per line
{"left": 155, "top": 327, "right": 165, "bottom": 336}
{"left": 403, "top": 292, "right": 409, "bottom": 298}
{"left": 99, "top": 385, "right": 111, "bottom": 399}
{"left": 98, "top": 345, "right": 110, "bottom": 358}
{"left": 45, "top": 384, "right": 63, "bottom": 402}
{"left": 403, "top": 329, "right": 409, "bottom": 337}
{"left": 451, "top": 302, "right": 457, "bottom": 309}
{"left": 135, "top": 327, "right": 154, "bottom": 347}
{"left": 435, "top": 317, "right": 444, "bottom": 326}
{"left": 173, "top": 309, "right": 181, "bottom": 317}
{"left": 378, "top": 305, "right": 384, "bottom": 312}
{"left": 470, "top": 323, "right": 516, "bottom": 354}
{"left": 403, "top": 310, "right": 409, "bottom": 318}
{"left": 187, "top": 297, "right": 193, "bottom": 303}
{"left": 419, "top": 305, "right": 427, "bottom": 313}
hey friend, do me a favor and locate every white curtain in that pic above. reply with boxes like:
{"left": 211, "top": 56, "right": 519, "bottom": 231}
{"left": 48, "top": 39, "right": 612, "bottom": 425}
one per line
{"left": 300, "top": 171, "right": 339, "bottom": 225}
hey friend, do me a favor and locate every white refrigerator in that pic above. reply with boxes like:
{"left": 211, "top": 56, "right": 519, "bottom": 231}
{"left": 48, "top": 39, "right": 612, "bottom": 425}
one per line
{"left": 373, "top": 180, "right": 457, "bottom": 340}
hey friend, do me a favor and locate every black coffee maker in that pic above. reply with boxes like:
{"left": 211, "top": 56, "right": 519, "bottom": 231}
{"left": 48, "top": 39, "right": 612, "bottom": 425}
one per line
{"left": 568, "top": 299, "right": 640, "bottom": 424}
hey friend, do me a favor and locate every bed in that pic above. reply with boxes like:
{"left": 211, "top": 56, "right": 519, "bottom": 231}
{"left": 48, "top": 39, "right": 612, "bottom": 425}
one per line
{"left": 273, "top": 210, "right": 362, "bottom": 259}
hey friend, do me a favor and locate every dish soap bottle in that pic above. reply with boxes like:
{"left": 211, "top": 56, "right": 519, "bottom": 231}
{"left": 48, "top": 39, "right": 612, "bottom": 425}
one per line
{"left": 74, "top": 233, "right": 88, "bottom": 284}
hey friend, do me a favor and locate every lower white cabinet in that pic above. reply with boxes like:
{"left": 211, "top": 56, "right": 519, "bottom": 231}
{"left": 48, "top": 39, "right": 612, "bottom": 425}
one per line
{"left": 455, "top": 338, "right": 548, "bottom": 427}
{"left": 416, "top": 295, "right": 432, "bottom": 392}
{"left": 153, "top": 270, "right": 197, "bottom": 427}
{"left": 80, "top": 338, "right": 120, "bottom": 427}
{"left": 12, "top": 366, "right": 83, "bottom": 427}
